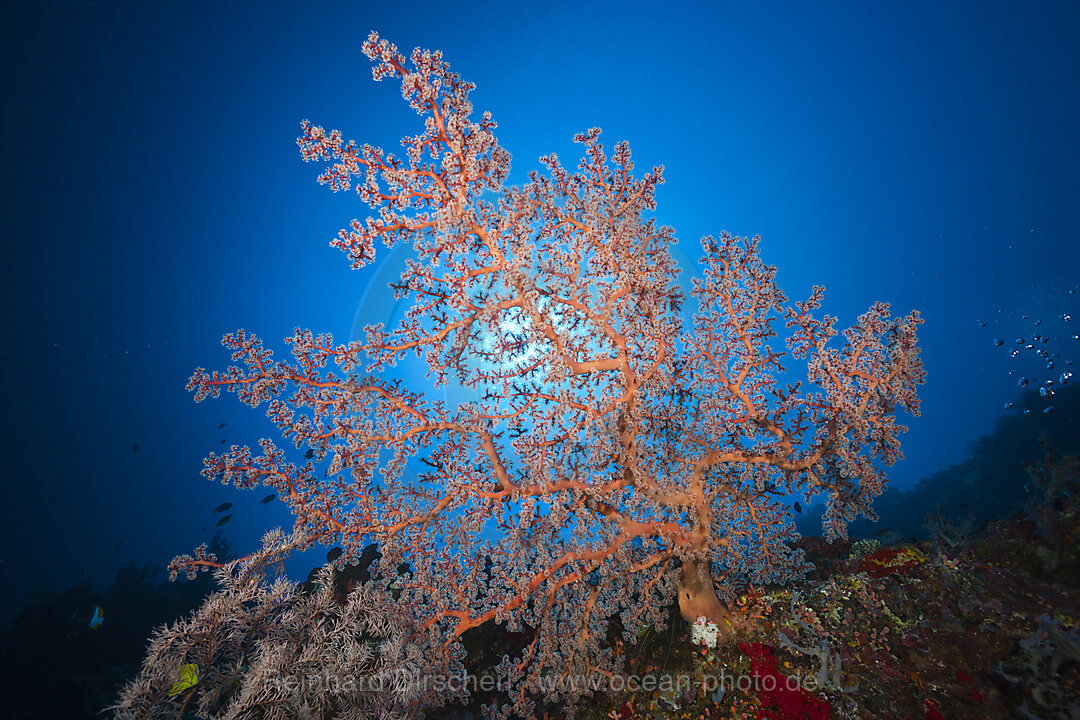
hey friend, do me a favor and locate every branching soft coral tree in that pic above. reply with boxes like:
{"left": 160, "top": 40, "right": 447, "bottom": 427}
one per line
{"left": 115, "top": 530, "right": 447, "bottom": 720}
{"left": 175, "top": 32, "right": 924, "bottom": 717}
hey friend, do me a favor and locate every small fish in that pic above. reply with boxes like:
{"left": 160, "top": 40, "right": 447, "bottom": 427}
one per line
{"left": 214, "top": 502, "right": 233, "bottom": 513}
{"left": 326, "top": 547, "right": 343, "bottom": 563}
{"left": 793, "top": 502, "right": 802, "bottom": 514}
{"left": 50, "top": 493, "right": 61, "bottom": 502}
{"left": 874, "top": 528, "right": 895, "bottom": 537}
{"left": 215, "top": 514, "right": 232, "bottom": 527}
{"left": 132, "top": 443, "right": 139, "bottom": 454}
{"left": 168, "top": 663, "right": 200, "bottom": 697}
{"left": 260, "top": 493, "right": 276, "bottom": 504}
{"left": 112, "top": 540, "right": 123, "bottom": 553}
{"left": 218, "top": 422, "right": 226, "bottom": 430}
{"left": 304, "top": 449, "right": 314, "bottom": 459}
{"left": 219, "top": 439, "right": 226, "bottom": 444}
{"left": 88, "top": 606, "right": 104, "bottom": 630}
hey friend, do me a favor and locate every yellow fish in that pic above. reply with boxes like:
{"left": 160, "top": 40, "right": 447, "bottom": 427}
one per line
{"left": 88, "top": 606, "right": 104, "bottom": 630}
{"left": 168, "top": 663, "right": 200, "bottom": 696}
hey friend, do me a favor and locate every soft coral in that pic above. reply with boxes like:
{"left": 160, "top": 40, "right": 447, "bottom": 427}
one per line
{"left": 739, "top": 642, "right": 832, "bottom": 720}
